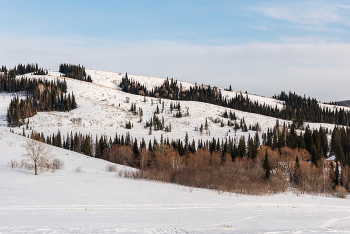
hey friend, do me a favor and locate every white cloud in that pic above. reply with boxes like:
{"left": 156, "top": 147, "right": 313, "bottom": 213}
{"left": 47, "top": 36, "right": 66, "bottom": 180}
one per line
{"left": 1, "top": 34, "right": 350, "bottom": 102}
{"left": 251, "top": 1, "right": 350, "bottom": 29}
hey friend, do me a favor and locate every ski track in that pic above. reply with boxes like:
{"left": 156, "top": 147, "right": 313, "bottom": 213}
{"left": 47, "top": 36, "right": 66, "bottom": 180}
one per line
{"left": 317, "top": 215, "right": 350, "bottom": 229}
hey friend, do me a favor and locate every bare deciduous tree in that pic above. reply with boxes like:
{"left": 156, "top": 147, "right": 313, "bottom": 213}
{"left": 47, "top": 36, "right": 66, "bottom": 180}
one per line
{"left": 139, "top": 148, "right": 149, "bottom": 170}
{"left": 104, "top": 145, "right": 135, "bottom": 166}
{"left": 169, "top": 154, "right": 184, "bottom": 172}
{"left": 21, "top": 138, "right": 53, "bottom": 175}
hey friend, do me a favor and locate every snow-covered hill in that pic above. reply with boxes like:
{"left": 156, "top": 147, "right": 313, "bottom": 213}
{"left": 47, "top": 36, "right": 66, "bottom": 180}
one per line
{"left": 86, "top": 69, "right": 286, "bottom": 110}
{"left": 86, "top": 69, "right": 350, "bottom": 113}
{"left": 2, "top": 70, "right": 350, "bottom": 233}
{"left": 0, "top": 71, "right": 285, "bottom": 145}
{"left": 1, "top": 129, "right": 350, "bottom": 233}
{"left": 0, "top": 69, "right": 342, "bottom": 148}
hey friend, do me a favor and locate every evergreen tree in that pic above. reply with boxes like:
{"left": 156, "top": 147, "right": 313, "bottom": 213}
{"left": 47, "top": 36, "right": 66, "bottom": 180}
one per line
{"left": 133, "top": 138, "right": 139, "bottom": 158}
{"left": 292, "top": 156, "right": 301, "bottom": 186}
{"left": 263, "top": 150, "right": 271, "bottom": 179}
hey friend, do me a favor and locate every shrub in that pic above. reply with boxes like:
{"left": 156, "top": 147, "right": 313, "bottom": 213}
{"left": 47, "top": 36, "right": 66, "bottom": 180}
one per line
{"left": 103, "top": 145, "right": 135, "bottom": 166}
{"left": 74, "top": 166, "right": 84, "bottom": 173}
{"left": 106, "top": 164, "right": 118, "bottom": 172}
{"left": 341, "top": 165, "right": 350, "bottom": 191}
{"left": 101, "top": 144, "right": 344, "bottom": 197}
{"left": 336, "top": 185, "right": 347, "bottom": 198}
{"left": 50, "top": 158, "right": 65, "bottom": 171}
{"left": 7, "top": 159, "right": 21, "bottom": 168}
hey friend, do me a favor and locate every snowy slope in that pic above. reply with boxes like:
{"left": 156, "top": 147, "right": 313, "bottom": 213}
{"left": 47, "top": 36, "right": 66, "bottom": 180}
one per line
{"left": 86, "top": 70, "right": 350, "bottom": 111}
{"left": 86, "top": 69, "right": 350, "bottom": 113}
{"left": 0, "top": 70, "right": 345, "bottom": 151}
{"left": 1, "top": 129, "right": 350, "bottom": 233}
{"left": 86, "top": 69, "right": 286, "bottom": 110}
{"left": 2, "top": 71, "right": 291, "bottom": 146}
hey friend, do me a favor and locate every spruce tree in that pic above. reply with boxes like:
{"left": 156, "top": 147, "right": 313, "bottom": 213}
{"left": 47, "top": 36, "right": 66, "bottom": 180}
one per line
{"left": 263, "top": 149, "right": 271, "bottom": 179}
{"left": 133, "top": 138, "right": 139, "bottom": 157}
{"left": 293, "top": 156, "right": 301, "bottom": 186}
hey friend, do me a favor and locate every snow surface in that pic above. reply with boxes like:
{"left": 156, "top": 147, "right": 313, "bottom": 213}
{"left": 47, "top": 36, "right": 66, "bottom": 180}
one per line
{"left": 86, "top": 69, "right": 350, "bottom": 113}
{"left": 86, "top": 70, "right": 286, "bottom": 110}
{"left": 2, "top": 71, "right": 290, "bottom": 146}
{"left": 1, "top": 129, "right": 350, "bottom": 233}
{"left": 2, "top": 70, "right": 343, "bottom": 147}
{"left": 1, "top": 71, "right": 350, "bottom": 233}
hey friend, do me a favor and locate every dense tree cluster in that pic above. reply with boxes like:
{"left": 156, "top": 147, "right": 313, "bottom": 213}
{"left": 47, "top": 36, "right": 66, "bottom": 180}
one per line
{"left": 331, "top": 127, "right": 350, "bottom": 166}
{"left": 120, "top": 76, "right": 350, "bottom": 126}
{"left": 262, "top": 122, "right": 329, "bottom": 166}
{"left": 33, "top": 68, "right": 48, "bottom": 75}
{"left": 59, "top": 63, "right": 92, "bottom": 82}
{"left": 1, "top": 63, "right": 48, "bottom": 77}
{"left": 1, "top": 73, "right": 77, "bottom": 127}
{"left": 274, "top": 91, "right": 350, "bottom": 126}
{"left": 30, "top": 121, "right": 334, "bottom": 166}
{"left": 6, "top": 97, "right": 35, "bottom": 127}
{"left": 29, "top": 125, "right": 350, "bottom": 194}
{"left": 0, "top": 66, "right": 7, "bottom": 72}
{"left": 145, "top": 112, "right": 171, "bottom": 132}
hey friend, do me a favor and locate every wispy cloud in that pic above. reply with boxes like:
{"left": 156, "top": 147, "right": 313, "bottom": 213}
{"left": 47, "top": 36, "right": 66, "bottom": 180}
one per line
{"left": 251, "top": 1, "right": 350, "bottom": 30}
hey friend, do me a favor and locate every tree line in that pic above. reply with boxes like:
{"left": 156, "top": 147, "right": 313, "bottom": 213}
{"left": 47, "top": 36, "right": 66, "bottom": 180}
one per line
{"left": 274, "top": 91, "right": 350, "bottom": 126}
{"left": 29, "top": 121, "right": 350, "bottom": 168}
{"left": 27, "top": 124, "right": 350, "bottom": 195}
{"left": 120, "top": 75, "right": 350, "bottom": 126}
{"left": 59, "top": 63, "right": 92, "bottom": 82}
{"left": 1, "top": 63, "right": 47, "bottom": 76}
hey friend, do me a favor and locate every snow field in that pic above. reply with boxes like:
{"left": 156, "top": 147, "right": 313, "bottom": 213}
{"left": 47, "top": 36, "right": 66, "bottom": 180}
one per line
{"left": 1, "top": 70, "right": 350, "bottom": 233}
{"left": 87, "top": 69, "right": 350, "bottom": 113}
{"left": 1, "top": 129, "right": 350, "bottom": 233}
{"left": 4, "top": 70, "right": 341, "bottom": 150}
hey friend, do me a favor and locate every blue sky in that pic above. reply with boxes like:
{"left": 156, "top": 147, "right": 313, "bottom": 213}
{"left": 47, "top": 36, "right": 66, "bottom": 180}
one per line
{"left": 2, "top": 0, "right": 350, "bottom": 101}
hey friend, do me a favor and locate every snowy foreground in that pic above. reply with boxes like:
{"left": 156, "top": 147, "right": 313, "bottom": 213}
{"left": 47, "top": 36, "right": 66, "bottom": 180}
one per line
{"left": 1, "top": 129, "right": 350, "bottom": 234}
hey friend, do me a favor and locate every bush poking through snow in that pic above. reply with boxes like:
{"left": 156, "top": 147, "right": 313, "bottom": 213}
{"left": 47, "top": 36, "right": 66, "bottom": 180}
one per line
{"left": 50, "top": 158, "right": 65, "bottom": 172}
{"left": 117, "top": 169, "right": 144, "bottom": 179}
{"left": 8, "top": 157, "right": 64, "bottom": 173}
{"left": 7, "top": 159, "right": 21, "bottom": 168}
{"left": 74, "top": 166, "right": 84, "bottom": 173}
{"left": 105, "top": 164, "right": 118, "bottom": 172}
{"left": 336, "top": 185, "right": 347, "bottom": 198}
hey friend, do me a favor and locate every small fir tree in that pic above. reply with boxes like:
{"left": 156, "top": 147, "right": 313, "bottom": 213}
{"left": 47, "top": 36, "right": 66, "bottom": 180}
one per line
{"left": 263, "top": 149, "right": 271, "bottom": 179}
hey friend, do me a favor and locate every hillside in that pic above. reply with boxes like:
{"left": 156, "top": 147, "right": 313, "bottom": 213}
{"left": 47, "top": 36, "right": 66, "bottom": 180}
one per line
{"left": 1, "top": 129, "right": 350, "bottom": 233}
{"left": 1, "top": 70, "right": 288, "bottom": 147}
{"left": 1, "top": 68, "right": 350, "bottom": 232}
{"left": 1, "top": 69, "right": 342, "bottom": 148}
{"left": 334, "top": 100, "right": 350, "bottom": 108}
{"left": 86, "top": 69, "right": 350, "bottom": 113}
{"left": 86, "top": 69, "right": 285, "bottom": 110}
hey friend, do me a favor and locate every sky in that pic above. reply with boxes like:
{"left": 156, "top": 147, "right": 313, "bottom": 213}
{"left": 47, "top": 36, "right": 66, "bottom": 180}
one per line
{"left": 1, "top": 0, "right": 350, "bottom": 102}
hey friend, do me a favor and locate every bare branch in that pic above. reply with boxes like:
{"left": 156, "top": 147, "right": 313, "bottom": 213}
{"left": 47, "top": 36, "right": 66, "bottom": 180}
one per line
{"left": 21, "top": 138, "right": 54, "bottom": 175}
